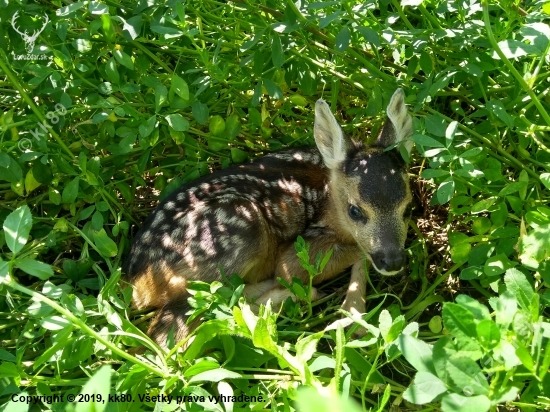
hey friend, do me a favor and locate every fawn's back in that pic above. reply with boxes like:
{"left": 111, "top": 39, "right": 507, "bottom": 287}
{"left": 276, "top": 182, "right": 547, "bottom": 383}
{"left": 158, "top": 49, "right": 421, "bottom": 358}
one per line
{"left": 125, "top": 148, "right": 330, "bottom": 307}
{"left": 124, "top": 89, "right": 413, "bottom": 345}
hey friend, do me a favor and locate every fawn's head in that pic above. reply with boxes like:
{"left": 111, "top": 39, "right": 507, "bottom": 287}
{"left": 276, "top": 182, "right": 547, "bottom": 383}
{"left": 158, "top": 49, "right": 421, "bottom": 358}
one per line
{"left": 315, "top": 89, "right": 413, "bottom": 276}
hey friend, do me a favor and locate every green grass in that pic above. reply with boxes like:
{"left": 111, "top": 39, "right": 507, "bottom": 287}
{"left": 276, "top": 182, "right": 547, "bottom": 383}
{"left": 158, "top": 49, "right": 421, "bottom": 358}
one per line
{"left": 1, "top": 0, "right": 550, "bottom": 411}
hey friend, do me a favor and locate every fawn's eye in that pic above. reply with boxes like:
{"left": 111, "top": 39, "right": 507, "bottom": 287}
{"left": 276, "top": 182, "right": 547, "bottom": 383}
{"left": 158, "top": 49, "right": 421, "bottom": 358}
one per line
{"left": 348, "top": 205, "right": 364, "bottom": 221}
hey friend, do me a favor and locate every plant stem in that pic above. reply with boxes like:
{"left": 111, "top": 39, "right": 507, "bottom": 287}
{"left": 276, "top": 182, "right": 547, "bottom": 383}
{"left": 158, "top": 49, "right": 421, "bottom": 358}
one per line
{"left": 0, "top": 51, "right": 74, "bottom": 159}
{"left": 5, "top": 278, "right": 167, "bottom": 379}
{"left": 482, "top": 1, "right": 550, "bottom": 126}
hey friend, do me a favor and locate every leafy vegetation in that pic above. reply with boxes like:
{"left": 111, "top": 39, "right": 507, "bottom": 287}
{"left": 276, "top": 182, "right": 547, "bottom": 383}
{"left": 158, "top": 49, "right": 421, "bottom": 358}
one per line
{"left": 1, "top": 0, "right": 550, "bottom": 411}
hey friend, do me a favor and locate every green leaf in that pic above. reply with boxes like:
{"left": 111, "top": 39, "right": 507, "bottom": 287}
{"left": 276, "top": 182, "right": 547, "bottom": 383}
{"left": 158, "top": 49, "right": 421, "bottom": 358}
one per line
{"left": 231, "top": 148, "right": 248, "bottom": 163}
{"left": 98, "top": 82, "right": 114, "bottom": 95}
{"left": 105, "top": 57, "right": 119, "bottom": 84}
{"left": 504, "top": 268, "right": 534, "bottom": 310}
{"left": 471, "top": 197, "right": 496, "bottom": 214}
{"left": 344, "top": 348, "right": 385, "bottom": 384}
{"left": 397, "top": 334, "right": 435, "bottom": 374}
{"left": 445, "top": 121, "right": 458, "bottom": 145}
{"left": 241, "top": 29, "right": 266, "bottom": 51}
{"left": 72, "top": 38, "right": 93, "bottom": 53}
{"left": 446, "top": 356, "right": 489, "bottom": 395}
{"left": 91, "top": 210, "right": 104, "bottom": 230}
{"left": 170, "top": 75, "right": 189, "bottom": 100}
{"left": 442, "top": 303, "right": 477, "bottom": 339}
{"left": 251, "top": 316, "right": 278, "bottom": 354}
{"left": 262, "top": 78, "right": 283, "bottom": 99}
{"left": 75, "top": 365, "right": 111, "bottom": 412}
{"left": 209, "top": 115, "right": 226, "bottom": 136}
{"left": 0, "top": 259, "right": 8, "bottom": 284}
{"left": 437, "top": 179, "right": 455, "bottom": 204}
{"left": 0, "top": 349, "right": 16, "bottom": 362}
{"left": 226, "top": 114, "right": 241, "bottom": 138}
{"left": 296, "top": 331, "right": 323, "bottom": 363}
{"left": 386, "top": 315, "right": 406, "bottom": 343}
{"left": 208, "top": 138, "right": 227, "bottom": 152}
{"left": 450, "top": 242, "right": 471, "bottom": 264}
{"left": 493, "top": 386, "right": 521, "bottom": 404}
{"left": 150, "top": 25, "right": 183, "bottom": 36}
{"left": 296, "top": 387, "right": 364, "bottom": 412}
{"left": 494, "top": 39, "right": 540, "bottom": 59}
{"left": 428, "top": 316, "right": 442, "bottom": 333}
{"left": 518, "top": 223, "right": 550, "bottom": 267}
{"left": 486, "top": 100, "right": 514, "bottom": 128}
{"left": 0, "top": 362, "right": 19, "bottom": 378}
{"left": 460, "top": 147, "right": 483, "bottom": 158}
{"left": 402, "top": 0, "right": 424, "bottom": 7}
{"left": 113, "top": 50, "right": 134, "bottom": 70}
{"left": 490, "top": 202, "right": 508, "bottom": 227}
{"left": 376, "top": 384, "right": 392, "bottom": 412}
{"left": 154, "top": 83, "right": 168, "bottom": 113}
{"left": 139, "top": 115, "right": 156, "bottom": 137}
{"left": 472, "top": 217, "right": 491, "bottom": 235}
{"left": 32, "top": 160, "right": 53, "bottom": 185}
{"left": 498, "top": 181, "right": 527, "bottom": 196}
{"left": 455, "top": 295, "right": 490, "bottom": 320}
{"left": 40, "top": 315, "right": 71, "bottom": 331}
{"left": 272, "top": 35, "right": 285, "bottom": 69}
{"left": 460, "top": 267, "right": 483, "bottom": 280}
{"left": 515, "top": 342, "right": 535, "bottom": 372}
{"left": 92, "top": 228, "right": 118, "bottom": 258}
{"left": 476, "top": 319, "right": 500, "bottom": 350}
{"left": 192, "top": 101, "right": 209, "bottom": 124}
{"left": 335, "top": 26, "right": 351, "bottom": 51}
{"left": 421, "top": 169, "right": 449, "bottom": 178}
{"left": 541, "top": 173, "right": 550, "bottom": 190}
{"left": 356, "top": 26, "right": 380, "bottom": 47}
{"left": 15, "top": 258, "right": 53, "bottom": 280}
{"left": 419, "top": 50, "right": 433, "bottom": 73}
{"left": 378, "top": 310, "right": 392, "bottom": 341}
{"left": 3, "top": 205, "right": 33, "bottom": 254}
{"left": 518, "top": 170, "right": 528, "bottom": 200}
{"left": 165, "top": 113, "right": 190, "bottom": 131}
{"left": 188, "top": 368, "right": 241, "bottom": 383}
{"left": 403, "top": 372, "right": 447, "bottom": 405}
{"left": 484, "top": 253, "right": 516, "bottom": 277}
{"left": 62, "top": 177, "right": 80, "bottom": 204}
{"left": 319, "top": 10, "right": 343, "bottom": 28}
{"left": 441, "top": 394, "right": 490, "bottom": 412}
{"left": 425, "top": 115, "right": 447, "bottom": 137}
{"left": 489, "top": 291, "right": 518, "bottom": 327}
{"left": 183, "top": 360, "right": 220, "bottom": 378}
{"left": 252, "top": 81, "right": 262, "bottom": 107}
{"left": 0, "top": 154, "right": 23, "bottom": 183}
{"left": 412, "top": 134, "right": 445, "bottom": 148}
{"left": 289, "top": 94, "right": 308, "bottom": 107}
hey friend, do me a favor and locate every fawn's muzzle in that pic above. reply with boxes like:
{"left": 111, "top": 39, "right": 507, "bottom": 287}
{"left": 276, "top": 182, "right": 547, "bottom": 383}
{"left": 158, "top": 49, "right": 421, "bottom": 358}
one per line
{"left": 370, "top": 249, "right": 406, "bottom": 275}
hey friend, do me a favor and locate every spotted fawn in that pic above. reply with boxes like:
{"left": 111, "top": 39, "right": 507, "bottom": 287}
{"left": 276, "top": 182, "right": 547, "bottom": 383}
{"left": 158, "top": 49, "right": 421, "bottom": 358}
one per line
{"left": 124, "top": 89, "right": 413, "bottom": 346}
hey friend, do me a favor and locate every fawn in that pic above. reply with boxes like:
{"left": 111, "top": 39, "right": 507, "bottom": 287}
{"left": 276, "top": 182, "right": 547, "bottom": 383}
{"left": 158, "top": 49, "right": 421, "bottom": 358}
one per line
{"left": 124, "top": 89, "right": 413, "bottom": 346}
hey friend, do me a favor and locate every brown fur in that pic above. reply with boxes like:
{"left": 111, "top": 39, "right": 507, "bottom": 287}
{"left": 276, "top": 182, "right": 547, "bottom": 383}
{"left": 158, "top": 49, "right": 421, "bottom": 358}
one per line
{"left": 124, "top": 89, "right": 414, "bottom": 347}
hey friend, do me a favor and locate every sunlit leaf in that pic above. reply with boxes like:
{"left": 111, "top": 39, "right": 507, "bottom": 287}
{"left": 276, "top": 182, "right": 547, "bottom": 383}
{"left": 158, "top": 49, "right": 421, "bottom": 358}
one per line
{"left": 3, "top": 205, "right": 33, "bottom": 254}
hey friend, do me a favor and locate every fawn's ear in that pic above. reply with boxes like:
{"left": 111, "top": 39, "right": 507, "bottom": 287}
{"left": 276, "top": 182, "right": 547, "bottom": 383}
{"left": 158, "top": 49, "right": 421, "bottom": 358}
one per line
{"left": 314, "top": 99, "right": 353, "bottom": 169}
{"left": 375, "top": 89, "right": 413, "bottom": 154}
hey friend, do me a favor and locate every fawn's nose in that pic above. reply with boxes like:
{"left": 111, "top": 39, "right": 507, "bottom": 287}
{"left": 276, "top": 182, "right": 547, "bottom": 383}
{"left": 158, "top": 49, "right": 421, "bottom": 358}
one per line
{"left": 371, "top": 250, "right": 406, "bottom": 275}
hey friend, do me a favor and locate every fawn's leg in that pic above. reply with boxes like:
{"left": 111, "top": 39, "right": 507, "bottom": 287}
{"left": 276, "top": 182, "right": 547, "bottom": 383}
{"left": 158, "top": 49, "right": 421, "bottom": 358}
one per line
{"left": 255, "top": 230, "right": 362, "bottom": 307}
{"left": 341, "top": 260, "right": 367, "bottom": 316}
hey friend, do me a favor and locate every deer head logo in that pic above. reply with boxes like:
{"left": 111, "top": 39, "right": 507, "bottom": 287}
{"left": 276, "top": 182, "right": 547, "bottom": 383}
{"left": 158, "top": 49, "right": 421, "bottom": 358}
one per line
{"left": 11, "top": 11, "right": 49, "bottom": 54}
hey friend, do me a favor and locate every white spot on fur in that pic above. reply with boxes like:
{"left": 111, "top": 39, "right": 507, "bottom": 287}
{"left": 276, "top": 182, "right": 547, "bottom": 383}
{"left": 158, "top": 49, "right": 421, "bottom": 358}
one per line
{"left": 278, "top": 178, "right": 302, "bottom": 194}
{"left": 199, "top": 220, "right": 216, "bottom": 256}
